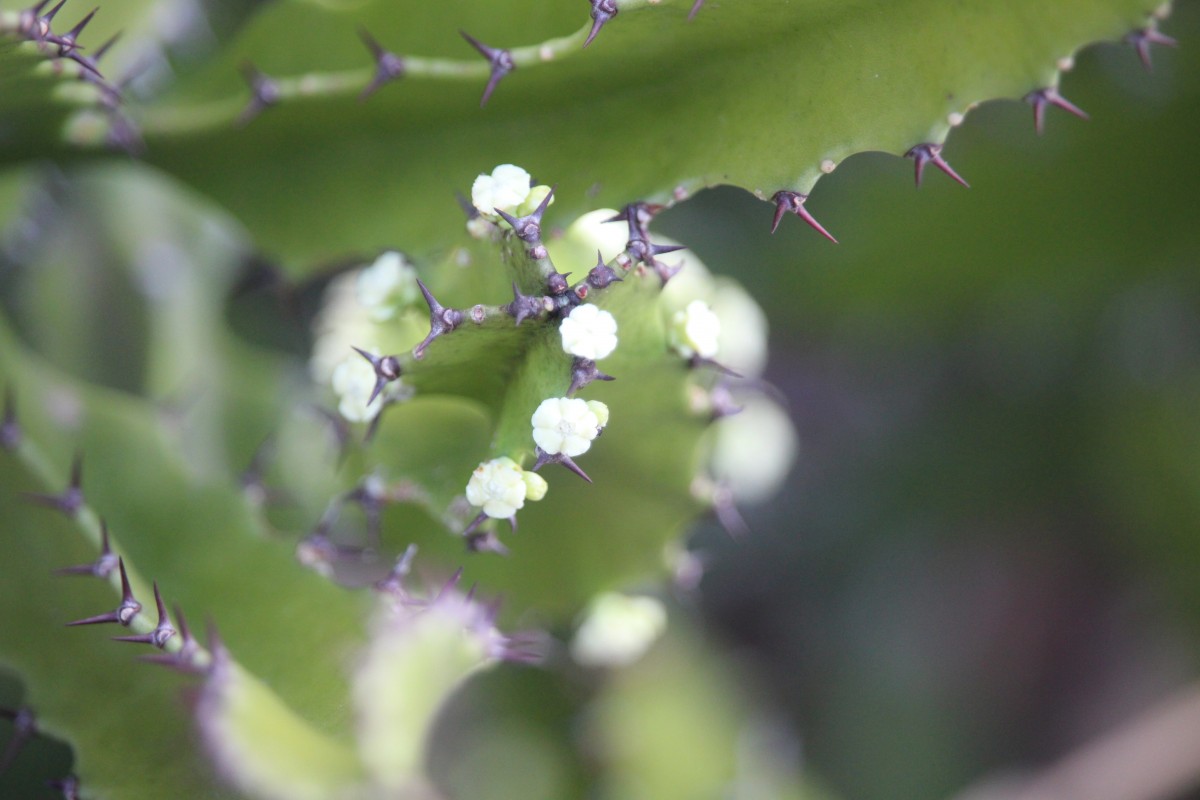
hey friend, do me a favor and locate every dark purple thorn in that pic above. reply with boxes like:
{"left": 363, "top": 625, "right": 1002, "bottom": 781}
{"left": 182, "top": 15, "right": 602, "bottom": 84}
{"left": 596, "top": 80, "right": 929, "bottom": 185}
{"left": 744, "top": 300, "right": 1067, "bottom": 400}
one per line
{"left": 23, "top": 451, "right": 85, "bottom": 517}
{"left": 505, "top": 283, "right": 548, "bottom": 326}
{"left": 0, "top": 707, "right": 36, "bottom": 775}
{"left": 531, "top": 446, "right": 592, "bottom": 483}
{"left": 462, "top": 511, "right": 489, "bottom": 537}
{"left": 1125, "top": 27, "right": 1176, "bottom": 71}
{"left": 546, "top": 271, "right": 572, "bottom": 296}
{"left": 455, "top": 191, "right": 481, "bottom": 220}
{"left": 113, "top": 581, "right": 175, "bottom": 648}
{"left": 688, "top": 354, "right": 742, "bottom": 378}
{"left": 626, "top": 237, "right": 685, "bottom": 267}
{"left": 605, "top": 202, "right": 664, "bottom": 240}
{"left": 904, "top": 143, "right": 969, "bottom": 189}
{"left": 35, "top": 0, "right": 68, "bottom": 39}
{"left": 586, "top": 251, "right": 623, "bottom": 290}
{"left": 66, "top": 557, "right": 141, "bottom": 626}
{"left": 1, "top": 387, "right": 20, "bottom": 451}
{"left": 374, "top": 543, "right": 418, "bottom": 596}
{"left": 350, "top": 346, "right": 403, "bottom": 405}
{"left": 310, "top": 404, "right": 352, "bottom": 462}
{"left": 688, "top": 0, "right": 706, "bottom": 21}
{"left": 16, "top": 0, "right": 53, "bottom": 37}
{"left": 358, "top": 27, "right": 406, "bottom": 100}
{"left": 236, "top": 61, "right": 280, "bottom": 127}
{"left": 413, "top": 280, "right": 464, "bottom": 359}
{"left": 1024, "top": 87, "right": 1089, "bottom": 136}
{"left": 55, "top": 518, "right": 119, "bottom": 577}
{"left": 567, "top": 357, "right": 615, "bottom": 397}
{"left": 494, "top": 185, "right": 555, "bottom": 242}
{"left": 466, "top": 530, "right": 509, "bottom": 555}
{"left": 770, "top": 190, "right": 839, "bottom": 242}
{"left": 460, "top": 30, "right": 514, "bottom": 107}
{"left": 51, "top": 7, "right": 97, "bottom": 56}
{"left": 435, "top": 567, "right": 466, "bottom": 600}
{"left": 140, "top": 605, "right": 205, "bottom": 672}
{"left": 91, "top": 29, "right": 119, "bottom": 61}
{"left": 654, "top": 259, "right": 684, "bottom": 284}
{"left": 47, "top": 775, "right": 80, "bottom": 800}
{"left": 585, "top": 0, "right": 618, "bottom": 48}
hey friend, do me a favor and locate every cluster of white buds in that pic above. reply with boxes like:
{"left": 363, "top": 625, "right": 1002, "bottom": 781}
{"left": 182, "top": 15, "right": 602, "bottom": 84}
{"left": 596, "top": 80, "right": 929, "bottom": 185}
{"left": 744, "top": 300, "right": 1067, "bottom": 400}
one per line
{"left": 531, "top": 397, "right": 609, "bottom": 458}
{"left": 470, "top": 164, "right": 555, "bottom": 221}
{"left": 465, "top": 456, "right": 548, "bottom": 519}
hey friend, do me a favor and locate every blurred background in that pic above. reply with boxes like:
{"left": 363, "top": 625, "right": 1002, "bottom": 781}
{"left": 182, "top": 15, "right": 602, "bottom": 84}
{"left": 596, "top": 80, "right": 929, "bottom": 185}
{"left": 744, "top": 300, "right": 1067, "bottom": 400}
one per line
{"left": 2, "top": 1, "right": 1200, "bottom": 798}
{"left": 659, "top": 2, "right": 1200, "bottom": 798}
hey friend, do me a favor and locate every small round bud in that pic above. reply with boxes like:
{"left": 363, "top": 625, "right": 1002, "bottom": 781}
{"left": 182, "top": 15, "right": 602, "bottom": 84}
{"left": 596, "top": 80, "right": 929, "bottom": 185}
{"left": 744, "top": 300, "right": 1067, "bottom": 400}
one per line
{"left": 471, "top": 164, "right": 532, "bottom": 216}
{"left": 531, "top": 397, "right": 604, "bottom": 458}
{"left": 559, "top": 304, "right": 618, "bottom": 361}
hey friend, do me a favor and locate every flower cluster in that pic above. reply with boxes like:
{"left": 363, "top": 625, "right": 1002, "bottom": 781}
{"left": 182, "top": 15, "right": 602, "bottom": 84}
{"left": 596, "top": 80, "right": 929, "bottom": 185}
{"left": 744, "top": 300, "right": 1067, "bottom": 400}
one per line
{"left": 531, "top": 397, "right": 609, "bottom": 458}
{"left": 470, "top": 164, "right": 554, "bottom": 220}
{"left": 356, "top": 251, "right": 420, "bottom": 322}
{"left": 465, "top": 457, "right": 548, "bottom": 520}
{"left": 668, "top": 300, "right": 721, "bottom": 360}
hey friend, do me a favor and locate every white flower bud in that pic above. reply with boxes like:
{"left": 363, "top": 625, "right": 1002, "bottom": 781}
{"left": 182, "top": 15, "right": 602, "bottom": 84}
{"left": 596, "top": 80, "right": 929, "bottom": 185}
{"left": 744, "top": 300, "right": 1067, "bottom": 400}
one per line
{"left": 571, "top": 593, "right": 667, "bottom": 668}
{"left": 585, "top": 400, "right": 609, "bottom": 429}
{"left": 465, "top": 457, "right": 528, "bottom": 519}
{"left": 471, "top": 164, "right": 532, "bottom": 216}
{"left": 559, "top": 304, "right": 618, "bottom": 361}
{"left": 356, "top": 251, "right": 419, "bottom": 321}
{"left": 531, "top": 397, "right": 604, "bottom": 458}
{"left": 521, "top": 470, "right": 548, "bottom": 502}
{"left": 668, "top": 300, "right": 721, "bottom": 359}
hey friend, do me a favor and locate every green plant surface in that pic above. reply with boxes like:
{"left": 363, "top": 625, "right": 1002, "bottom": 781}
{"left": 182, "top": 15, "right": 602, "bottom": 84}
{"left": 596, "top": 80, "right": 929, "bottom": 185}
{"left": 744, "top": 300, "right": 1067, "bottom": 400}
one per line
{"left": 2, "top": 0, "right": 1168, "bottom": 268}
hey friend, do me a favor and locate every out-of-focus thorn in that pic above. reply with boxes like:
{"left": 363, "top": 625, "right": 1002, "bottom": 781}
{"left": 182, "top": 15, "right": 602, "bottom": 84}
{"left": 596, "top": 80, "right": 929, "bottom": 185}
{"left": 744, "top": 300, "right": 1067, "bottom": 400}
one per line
{"left": 66, "top": 558, "right": 141, "bottom": 626}
{"left": 770, "top": 190, "right": 838, "bottom": 242}
{"left": 905, "top": 142, "right": 970, "bottom": 188}
{"left": 568, "top": 357, "right": 615, "bottom": 397}
{"left": 23, "top": 451, "right": 85, "bottom": 517}
{"left": 113, "top": 581, "right": 175, "bottom": 648}
{"left": 0, "top": 707, "right": 36, "bottom": 775}
{"left": 712, "top": 484, "right": 748, "bottom": 539}
{"left": 605, "top": 201, "right": 663, "bottom": 241}
{"left": 140, "top": 605, "right": 204, "bottom": 673}
{"left": 236, "top": 61, "right": 280, "bottom": 127}
{"left": 1, "top": 387, "right": 20, "bottom": 451}
{"left": 689, "top": 0, "right": 706, "bottom": 21}
{"left": 465, "top": 529, "right": 510, "bottom": 555}
{"left": 1125, "top": 26, "right": 1177, "bottom": 71}
{"left": 460, "top": 30, "right": 514, "bottom": 107}
{"left": 47, "top": 774, "right": 80, "bottom": 800}
{"left": 358, "top": 27, "right": 405, "bottom": 99}
{"left": 688, "top": 354, "right": 742, "bottom": 379}
{"left": 50, "top": 7, "right": 97, "bottom": 56}
{"left": 374, "top": 543, "right": 418, "bottom": 597}
{"left": 1024, "top": 87, "right": 1089, "bottom": 135}
{"left": 54, "top": 517, "right": 119, "bottom": 577}
{"left": 585, "top": 0, "right": 618, "bottom": 48}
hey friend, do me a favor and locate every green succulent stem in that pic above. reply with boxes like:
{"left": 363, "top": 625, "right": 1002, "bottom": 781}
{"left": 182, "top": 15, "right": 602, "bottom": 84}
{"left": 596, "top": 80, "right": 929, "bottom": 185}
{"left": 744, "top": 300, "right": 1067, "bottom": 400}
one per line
{"left": 8, "top": 432, "right": 206, "bottom": 664}
{"left": 132, "top": 0, "right": 659, "bottom": 139}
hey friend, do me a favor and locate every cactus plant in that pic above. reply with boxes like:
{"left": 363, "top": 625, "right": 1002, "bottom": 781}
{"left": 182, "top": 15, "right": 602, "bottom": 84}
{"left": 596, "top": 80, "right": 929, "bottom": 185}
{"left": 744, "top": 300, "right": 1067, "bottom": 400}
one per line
{"left": 0, "top": 0, "right": 1191, "bottom": 797}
